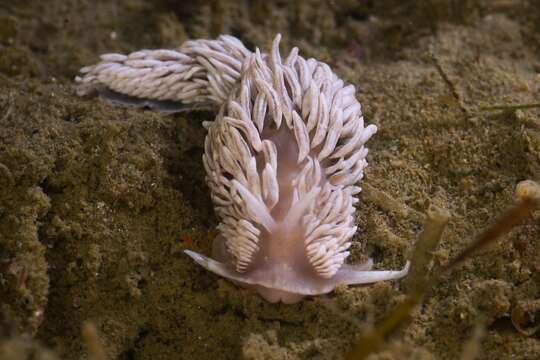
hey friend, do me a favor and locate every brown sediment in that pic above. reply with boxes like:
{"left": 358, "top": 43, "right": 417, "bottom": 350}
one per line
{"left": 0, "top": 1, "right": 539, "bottom": 359}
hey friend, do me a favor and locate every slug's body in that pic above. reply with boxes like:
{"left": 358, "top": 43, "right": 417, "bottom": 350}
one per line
{"left": 76, "top": 34, "right": 409, "bottom": 303}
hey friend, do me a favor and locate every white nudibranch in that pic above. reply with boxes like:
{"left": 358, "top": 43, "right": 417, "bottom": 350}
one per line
{"left": 76, "top": 34, "right": 410, "bottom": 303}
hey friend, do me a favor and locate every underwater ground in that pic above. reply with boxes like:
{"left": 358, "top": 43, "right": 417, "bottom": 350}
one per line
{"left": 0, "top": 1, "right": 539, "bottom": 359}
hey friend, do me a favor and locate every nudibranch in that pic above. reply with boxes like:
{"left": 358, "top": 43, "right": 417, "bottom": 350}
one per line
{"left": 76, "top": 34, "right": 409, "bottom": 303}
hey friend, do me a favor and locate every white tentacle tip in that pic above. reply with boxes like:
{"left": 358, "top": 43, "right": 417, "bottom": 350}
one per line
{"left": 398, "top": 261, "right": 411, "bottom": 278}
{"left": 184, "top": 249, "right": 209, "bottom": 267}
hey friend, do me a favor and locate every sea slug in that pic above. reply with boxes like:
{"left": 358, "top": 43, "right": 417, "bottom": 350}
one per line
{"left": 76, "top": 34, "right": 409, "bottom": 303}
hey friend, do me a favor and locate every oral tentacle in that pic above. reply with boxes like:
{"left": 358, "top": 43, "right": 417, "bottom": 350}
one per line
{"left": 334, "top": 261, "right": 410, "bottom": 285}
{"left": 183, "top": 250, "right": 254, "bottom": 284}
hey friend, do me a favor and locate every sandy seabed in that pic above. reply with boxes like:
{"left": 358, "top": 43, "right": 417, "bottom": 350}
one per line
{"left": 0, "top": 1, "right": 539, "bottom": 359}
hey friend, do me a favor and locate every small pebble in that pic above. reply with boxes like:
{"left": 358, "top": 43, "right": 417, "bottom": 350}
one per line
{"left": 515, "top": 180, "right": 540, "bottom": 201}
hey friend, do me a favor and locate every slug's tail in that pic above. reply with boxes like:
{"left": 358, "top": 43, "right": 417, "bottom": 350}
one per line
{"left": 88, "top": 87, "right": 210, "bottom": 113}
{"left": 75, "top": 35, "right": 252, "bottom": 112}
